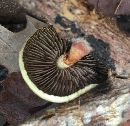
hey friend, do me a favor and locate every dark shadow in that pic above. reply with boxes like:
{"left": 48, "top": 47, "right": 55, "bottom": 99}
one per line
{"left": 0, "top": 0, "right": 27, "bottom": 32}
{"left": 86, "top": 35, "right": 115, "bottom": 71}
{"left": 85, "top": 35, "right": 115, "bottom": 95}
{"left": 0, "top": 65, "right": 8, "bottom": 81}
{"left": 116, "top": 15, "right": 130, "bottom": 33}
{"left": 55, "top": 14, "right": 83, "bottom": 35}
{"left": 1, "top": 21, "right": 27, "bottom": 32}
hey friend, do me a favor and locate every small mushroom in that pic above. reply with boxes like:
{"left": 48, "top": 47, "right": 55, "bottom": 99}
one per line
{"left": 19, "top": 25, "right": 108, "bottom": 103}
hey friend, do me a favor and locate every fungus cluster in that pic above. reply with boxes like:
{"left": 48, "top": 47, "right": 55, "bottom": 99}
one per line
{"left": 19, "top": 25, "right": 108, "bottom": 103}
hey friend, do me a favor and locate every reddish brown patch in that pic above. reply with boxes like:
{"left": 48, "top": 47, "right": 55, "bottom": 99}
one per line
{"left": 119, "top": 120, "right": 130, "bottom": 126}
{"left": 64, "top": 42, "right": 90, "bottom": 65}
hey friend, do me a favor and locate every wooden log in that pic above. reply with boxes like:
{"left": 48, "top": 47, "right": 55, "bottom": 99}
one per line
{"left": 17, "top": 0, "right": 130, "bottom": 126}
{"left": 0, "top": 0, "right": 130, "bottom": 126}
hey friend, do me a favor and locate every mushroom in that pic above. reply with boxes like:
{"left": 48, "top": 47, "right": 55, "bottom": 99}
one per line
{"left": 19, "top": 25, "right": 108, "bottom": 103}
{"left": 0, "top": 0, "right": 27, "bottom": 32}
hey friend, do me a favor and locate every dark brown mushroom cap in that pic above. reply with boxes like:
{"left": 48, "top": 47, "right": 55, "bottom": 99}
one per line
{"left": 0, "top": 0, "right": 26, "bottom": 23}
{"left": 19, "top": 25, "right": 108, "bottom": 103}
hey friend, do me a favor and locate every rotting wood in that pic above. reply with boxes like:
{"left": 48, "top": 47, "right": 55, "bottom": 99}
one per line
{"left": 0, "top": 0, "right": 130, "bottom": 126}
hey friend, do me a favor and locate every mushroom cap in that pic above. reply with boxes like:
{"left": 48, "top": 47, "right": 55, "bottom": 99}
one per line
{"left": 19, "top": 25, "right": 108, "bottom": 103}
{"left": 0, "top": 0, "right": 26, "bottom": 23}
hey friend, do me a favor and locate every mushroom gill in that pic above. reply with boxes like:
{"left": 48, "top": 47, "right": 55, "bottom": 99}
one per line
{"left": 19, "top": 25, "right": 108, "bottom": 103}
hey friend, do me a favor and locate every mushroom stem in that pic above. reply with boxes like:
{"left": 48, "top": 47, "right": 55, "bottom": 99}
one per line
{"left": 57, "top": 40, "right": 93, "bottom": 69}
{"left": 64, "top": 41, "right": 92, "bottom": 65}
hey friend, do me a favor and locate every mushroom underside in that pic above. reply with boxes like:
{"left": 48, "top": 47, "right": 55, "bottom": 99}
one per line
{"left": 19, "top": 25, "right": 108, "bottom": 102}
